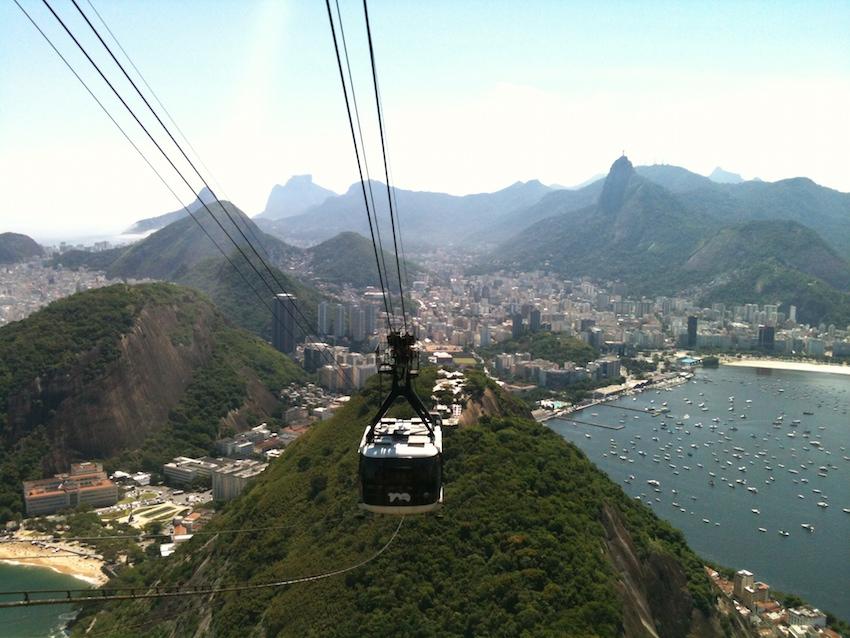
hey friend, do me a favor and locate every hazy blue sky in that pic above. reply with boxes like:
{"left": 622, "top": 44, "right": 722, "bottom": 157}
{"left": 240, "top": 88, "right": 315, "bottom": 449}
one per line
{"left": 1, "top": 0, "right": 849, "bottom": 240}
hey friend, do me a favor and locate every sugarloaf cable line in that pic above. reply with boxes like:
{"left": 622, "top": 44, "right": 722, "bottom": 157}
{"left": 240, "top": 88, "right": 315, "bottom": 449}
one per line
{"left": 83, "top": 0, "right": 272, "bottom": 260}
{"left": 373, "top": 79, "right": 413, "bottom": 329}
{"left": 10, "top": 0, "right": 282, "bottom": 343}
{"left": 328, "top": 1, "right": 444, "bottom": 515}
{"left": 18, "top": 1, "right": 346, "bottom": 379}
{"left": 67, "top": 0, "right": 328, "bottom": 350}
{"left": 324, "top": 0, "right": 394, "bottom": 331}
{"left": 0, "top": 518, "right": 404, "bottom": 609}
{"left": 74, "top": 0, "right": 389, "bottom": 373}
{"left": 39, "top": 0, "right": 347, "bottom": 376}
{"left": 83, "top": 0, "right": 227, "bottom": 201}
{"left": 14, "top": 0, "right": 334, "bottom": 378}
{"left": 79, "top": 0, "right": 327, "bottom": 352}
{"left": 362, "top": 0, "right": 408, "bottom": 333}
{"left": 333, "top": 0, "right": 396, "bottom": 328}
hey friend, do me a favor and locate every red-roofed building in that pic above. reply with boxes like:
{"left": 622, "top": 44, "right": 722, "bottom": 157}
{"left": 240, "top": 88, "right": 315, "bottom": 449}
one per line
{"left": 23, "top": 462, "right": 119, "bottom": 515}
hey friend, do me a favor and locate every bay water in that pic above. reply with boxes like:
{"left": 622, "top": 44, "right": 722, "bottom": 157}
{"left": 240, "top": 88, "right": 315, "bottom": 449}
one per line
{"left": 0, "top": 563, "right": 88, "bottom": 637}
{"left": 549, "top": 365, "right": 850, "bottom": 620}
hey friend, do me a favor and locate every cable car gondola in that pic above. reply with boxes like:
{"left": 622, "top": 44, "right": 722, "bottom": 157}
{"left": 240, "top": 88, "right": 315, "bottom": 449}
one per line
{"left": 358, "top": 332, "right": 443, "bottom": 514}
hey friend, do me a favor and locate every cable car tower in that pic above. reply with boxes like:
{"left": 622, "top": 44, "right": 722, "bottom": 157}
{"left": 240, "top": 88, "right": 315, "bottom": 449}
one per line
{"left": 358, "top": 331, "right": 443, "bottom": 514}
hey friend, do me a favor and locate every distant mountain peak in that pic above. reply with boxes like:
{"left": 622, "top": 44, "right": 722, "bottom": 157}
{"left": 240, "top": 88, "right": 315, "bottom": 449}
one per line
{"left": 708, "top": 167, "right": 744, "bottom": 184}
{"left": 258, "top": 176, "right": 336, "bottom": 220}
{"left": 598, "top": 155, "right": 635, "bottom": 213}
{"left": 197, "top": 186, "right": 215, "bottom": 203}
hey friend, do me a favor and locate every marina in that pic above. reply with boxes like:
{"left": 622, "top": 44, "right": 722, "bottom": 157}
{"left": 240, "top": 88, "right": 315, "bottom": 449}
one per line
{"left": 548, "top": 365, "right": 850, "bottom": 621}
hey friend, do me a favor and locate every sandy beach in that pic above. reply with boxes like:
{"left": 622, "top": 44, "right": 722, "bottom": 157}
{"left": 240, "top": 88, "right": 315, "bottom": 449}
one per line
{"left": 722, "top": 358, "right": 850, "bottom": 376}
{"left": 0, "top": 539, "right": 108, "bottom": 586}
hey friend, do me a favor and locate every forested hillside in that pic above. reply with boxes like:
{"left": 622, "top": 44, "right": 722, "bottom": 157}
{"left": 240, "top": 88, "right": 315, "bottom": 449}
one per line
{"left": 73, "top": 377, "right": 729, "bottom": 638}
{"left": 52, "top": 203, "right": 324, "bottom": 339}
{"left": 0, "top": 283, "right": 303, "bottom": 521}
{"left": 0, "top": 232, "right": 43, "bottom": 263}
{"left": 484, "top": 156, "right": 850, "bottom": 326}
{"left": 304, "top": 231, "right": 421, "bottom": 289}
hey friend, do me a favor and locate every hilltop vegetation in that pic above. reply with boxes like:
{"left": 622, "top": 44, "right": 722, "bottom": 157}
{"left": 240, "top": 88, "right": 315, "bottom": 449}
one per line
{"left": 483, "top": 156, "right": 850, "bottom": 325}
{"left": 73, "top": 380, "right": 717, "bottom": 638}
{"left": 0, "top": 283, "right": 303, "bottom": 521}
{"left": 304, "top": 231, "right": 421, "bottom": 289}
{"left": 0, "top": 232, "right": 43, "bottom": 263}
{"left": 176, "top": 255, "right": 322, "bottom": 341}
{"left": 52, "top": 202, "right": 323, "bottom": 340}
{"left": 480, "top": 331, "right": 598, "bottom": 365}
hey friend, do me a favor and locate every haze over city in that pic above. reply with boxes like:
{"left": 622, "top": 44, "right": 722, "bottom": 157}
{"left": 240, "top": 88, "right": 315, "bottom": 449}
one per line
{"left": 2, "top": 0, "right": 849, "bottom": 238}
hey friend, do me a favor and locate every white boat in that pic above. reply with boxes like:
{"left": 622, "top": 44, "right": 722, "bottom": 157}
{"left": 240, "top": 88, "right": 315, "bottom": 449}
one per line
{"left": 751, "top": 508, "right": 760, "bottom": 515}
{"left": 758, "top": 527, "right": 767, "bottom": 533}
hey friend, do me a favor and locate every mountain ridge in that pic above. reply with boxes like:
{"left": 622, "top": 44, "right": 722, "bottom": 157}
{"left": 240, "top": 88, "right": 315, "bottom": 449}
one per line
{"left": 123, "top": 187, "right": 215, "bottom": 235}
{"left": 0, "top": 283, "right": 303, "bottom": 521}
{"left": 71, "top": 373, "right": 738, "bottom": 638}
{"left": 0, "top": 232, "right": 44, "bottom": 263}
{"left": 482, "top": 156, "right": 850, "bottom": 325}
{"left": 258, "top": 178, "right": 553, "bottom": 247}
{"left": 256, "top": 175, "right": 337, "bottom": 220}
{"left": 54, "top": 202, "right": 323, "bottom": 340}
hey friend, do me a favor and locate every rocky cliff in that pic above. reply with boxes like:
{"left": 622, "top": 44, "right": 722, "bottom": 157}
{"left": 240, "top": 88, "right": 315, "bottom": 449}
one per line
{"left": 0, "top": 283, "right": 303, "bottom": 519}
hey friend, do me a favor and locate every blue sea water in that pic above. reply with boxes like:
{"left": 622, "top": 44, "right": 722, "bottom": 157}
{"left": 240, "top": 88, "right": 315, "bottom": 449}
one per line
{"left": 0, "top": 562, "right": 86, "bottom": 637}
{"left": 549, "top": 365, "right": 850, "bottom": 621}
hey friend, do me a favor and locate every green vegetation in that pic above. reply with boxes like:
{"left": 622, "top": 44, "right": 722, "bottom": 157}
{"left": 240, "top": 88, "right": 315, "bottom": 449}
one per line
{"left": 305, "top": 231, "right": 420, "bottom": 289}
{"left": 488, "top": 162, "right": 714, "bottom": 293}
{"left": 480, "top": 331, "right": 598, "bottom": 365}
{"left": 113, "top": 307, "right": 303, "bottom": 474}
{"left": 483, "top": 157, "right": 850, "bottom": 326}
{"left": 27, "top": 509, "right": 145, "bottom": 564}
{"left": 50, "top": 202, "right": 325, "bottom": 341}
{"left": 176, "top": 255, "right": 322, "bottom": 341}
{"left": 0, "top": 284, "right": 191, "bottom": 521}
{"left": 701, "top": 356, "right": 720, "bottom": 368}
{"left": 0, "top": 232, "right": 43, "bottom": 263}
{"left": 514, "top": 378, "right": 626, "bottom": 410}
{"left": 699, "top": 259, "right": 850, "bottom": 326}
{"left": 0, "top": 283, "right": 303, "bottom": 522}
{"left": 621, "top": 357, "right": 657, "bottom": 376}
{"left": 73, "top": 388, "right": 714, "bottom": 637}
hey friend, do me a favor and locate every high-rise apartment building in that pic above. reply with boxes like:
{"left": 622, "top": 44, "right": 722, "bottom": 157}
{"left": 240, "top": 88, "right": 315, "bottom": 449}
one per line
{"left": 317, "top": 301, "right": 329, "bottom": 335}
{"left": 687, "top": 316, "right": 698, "bottom": 348}
{"left": 350, "top": 306, "right": 366, "bottom": 341}
{"left": 334, "top": 304, "right": 347, "bottom": 338}
{"left": 272, "top": 293, "right": 297, "bottom": 353}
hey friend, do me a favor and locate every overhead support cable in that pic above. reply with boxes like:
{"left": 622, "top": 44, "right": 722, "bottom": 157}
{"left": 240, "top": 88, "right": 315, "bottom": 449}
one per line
{"left": 83, "top": 0, "right": 271, "bottom": 259}
{"left": 362, "top": 0, "right": 408, "bottom": 333}
{"left": 324, "top": 0, "right": 393, "bottom": 331}
{"left": 11, "top": 0, "right": 276, "bottom": 332}
{"left": 21, "top": 0, "right": 346, "bottom": 376}
{"left": 0, "top": 518, "right": 404, "bottom": 609}
{"left": 333, "top": 0, "right": 395, "bottom": 326}
{"left": 49, "top": 0, "right": 342, "bottom": 372}
{"left": 66, "top": 0, "right": 302, "bottom": 319}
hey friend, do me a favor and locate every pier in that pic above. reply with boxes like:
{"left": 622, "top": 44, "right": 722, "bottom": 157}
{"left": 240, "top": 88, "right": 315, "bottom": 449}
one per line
{"left": 558, "top": 417, "right": 625, "bottom": 430}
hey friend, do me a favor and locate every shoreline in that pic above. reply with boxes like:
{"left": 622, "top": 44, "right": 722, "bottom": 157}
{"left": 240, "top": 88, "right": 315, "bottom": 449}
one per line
{"left": 0, "top": 539, "right": 108, "bottom": 586}
{"left": 721, "top": 358, "right": 850, "bottom": 376}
